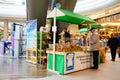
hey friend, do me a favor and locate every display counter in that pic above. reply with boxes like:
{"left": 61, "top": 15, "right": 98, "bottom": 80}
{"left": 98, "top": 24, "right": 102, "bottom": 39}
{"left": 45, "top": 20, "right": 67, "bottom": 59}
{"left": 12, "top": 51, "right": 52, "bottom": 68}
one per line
{"left": 47, "top": 50, "right": 93, "bottom": 75}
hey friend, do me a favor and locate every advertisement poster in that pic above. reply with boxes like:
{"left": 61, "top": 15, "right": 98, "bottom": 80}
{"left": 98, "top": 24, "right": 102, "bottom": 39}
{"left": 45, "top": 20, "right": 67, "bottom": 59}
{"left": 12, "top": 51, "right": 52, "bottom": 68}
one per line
{"left": 26, "top": 19, "right": 37, "bottom": 64}
{"left": 26, "top": 19, "right": 37, "bottom": 48}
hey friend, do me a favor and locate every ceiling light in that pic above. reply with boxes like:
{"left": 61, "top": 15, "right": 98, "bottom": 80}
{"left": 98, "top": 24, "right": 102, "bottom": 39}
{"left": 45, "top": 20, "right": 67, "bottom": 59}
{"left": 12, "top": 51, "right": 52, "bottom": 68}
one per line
{"left": 101, "top": 22, "right": 120, "bottom": 26}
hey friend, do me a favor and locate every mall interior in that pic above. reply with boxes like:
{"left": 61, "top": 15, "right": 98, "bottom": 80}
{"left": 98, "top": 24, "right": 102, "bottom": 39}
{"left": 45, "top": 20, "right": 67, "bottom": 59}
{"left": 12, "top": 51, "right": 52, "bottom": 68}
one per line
{"left": 0, "top": 0, "right": 120, "bottom": 80}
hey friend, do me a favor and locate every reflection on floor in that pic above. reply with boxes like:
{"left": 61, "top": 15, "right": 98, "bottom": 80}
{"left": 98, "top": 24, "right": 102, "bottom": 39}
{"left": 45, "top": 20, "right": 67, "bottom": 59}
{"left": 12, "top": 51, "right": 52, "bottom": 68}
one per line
{"left": 0, "top": 56, "right": 55, "bottom": 80}
{"left": 0, "top": 52, "right": 120, "bottom": 80}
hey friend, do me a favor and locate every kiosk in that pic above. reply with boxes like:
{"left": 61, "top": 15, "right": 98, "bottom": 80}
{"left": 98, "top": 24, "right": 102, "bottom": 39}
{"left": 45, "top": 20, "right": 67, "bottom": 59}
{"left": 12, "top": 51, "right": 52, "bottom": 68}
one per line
{"left": 46, "top": 8, "right": 95, "bottom": 74}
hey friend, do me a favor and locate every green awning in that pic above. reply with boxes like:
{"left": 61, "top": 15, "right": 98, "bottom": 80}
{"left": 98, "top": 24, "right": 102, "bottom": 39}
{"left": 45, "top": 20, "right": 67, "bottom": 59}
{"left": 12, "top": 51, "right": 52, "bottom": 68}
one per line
{"left": 91, "top": 24, "right": 101, "bottom": 28}
{"left": 82, "top": 23, "right": 103, "bottom": 28}
{"left": 78, "top": 28, "right": 87, "bottom": 33}
{"left": 47, "top": 8, "right": 95, "bottom": 24}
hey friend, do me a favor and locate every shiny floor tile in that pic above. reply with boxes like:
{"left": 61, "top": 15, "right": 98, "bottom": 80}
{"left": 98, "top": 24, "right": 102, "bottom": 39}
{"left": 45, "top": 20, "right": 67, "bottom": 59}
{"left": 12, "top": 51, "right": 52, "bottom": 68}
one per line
{"left": 0, "top": 56, "right": 55, "bottom": 80}
{"left": 1, "top": 51, "right": 120, "bottom": 80}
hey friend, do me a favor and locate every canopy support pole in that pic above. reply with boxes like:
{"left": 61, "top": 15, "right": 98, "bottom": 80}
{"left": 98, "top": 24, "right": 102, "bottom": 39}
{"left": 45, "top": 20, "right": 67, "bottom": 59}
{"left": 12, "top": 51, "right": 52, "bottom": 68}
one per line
{"left": 53, "top": 7, "right": 56, "bottom": 71}
{"left": 52, "top": 7, "right": 59, "bottom": 74}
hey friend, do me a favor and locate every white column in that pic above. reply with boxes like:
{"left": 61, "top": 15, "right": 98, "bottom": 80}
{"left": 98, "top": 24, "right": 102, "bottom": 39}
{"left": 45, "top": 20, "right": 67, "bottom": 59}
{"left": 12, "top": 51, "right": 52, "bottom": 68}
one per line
{"left": 4, "top": 20, "right": 9, "bottom": 40}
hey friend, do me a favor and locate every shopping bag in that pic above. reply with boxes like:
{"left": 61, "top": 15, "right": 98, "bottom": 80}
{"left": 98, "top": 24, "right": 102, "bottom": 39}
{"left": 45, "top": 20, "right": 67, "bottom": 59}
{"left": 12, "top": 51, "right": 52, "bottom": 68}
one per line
{"left": 98, "top": 56, "right": 101, "bottom": 64}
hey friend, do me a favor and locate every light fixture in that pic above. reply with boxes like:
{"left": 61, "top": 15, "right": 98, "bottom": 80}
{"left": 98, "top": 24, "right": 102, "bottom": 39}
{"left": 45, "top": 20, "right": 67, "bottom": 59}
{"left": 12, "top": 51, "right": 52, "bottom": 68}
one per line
{"left": 101, "top": 22, "right": 120, "bottom": 26}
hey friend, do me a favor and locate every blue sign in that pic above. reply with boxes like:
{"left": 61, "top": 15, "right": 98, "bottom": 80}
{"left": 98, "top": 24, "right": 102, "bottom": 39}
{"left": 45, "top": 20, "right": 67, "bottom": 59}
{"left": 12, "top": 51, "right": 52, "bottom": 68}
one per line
{"left": 66, "top": 52, "right": 75, "bottom": 71}
{"left": 26, "top": 19, "right": 37, "bottom": 33}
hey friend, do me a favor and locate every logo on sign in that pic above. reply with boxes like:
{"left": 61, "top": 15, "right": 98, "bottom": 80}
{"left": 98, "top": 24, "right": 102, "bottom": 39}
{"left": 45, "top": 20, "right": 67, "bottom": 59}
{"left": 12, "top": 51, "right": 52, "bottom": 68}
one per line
{"left": 66, "top": 52, "right": 75, "bottom": 71}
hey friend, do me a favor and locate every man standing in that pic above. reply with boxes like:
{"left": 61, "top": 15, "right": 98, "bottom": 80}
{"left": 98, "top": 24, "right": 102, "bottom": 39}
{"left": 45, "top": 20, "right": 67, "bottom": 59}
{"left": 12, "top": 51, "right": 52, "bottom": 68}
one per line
{"left": 89, "top": 28, "right": 100, "bottom": 69}
{"left": 107, "top": 34, "right": 119, "bottom": 61}
{"left": 117, "top": 35, "right": 120, "bottom": 58}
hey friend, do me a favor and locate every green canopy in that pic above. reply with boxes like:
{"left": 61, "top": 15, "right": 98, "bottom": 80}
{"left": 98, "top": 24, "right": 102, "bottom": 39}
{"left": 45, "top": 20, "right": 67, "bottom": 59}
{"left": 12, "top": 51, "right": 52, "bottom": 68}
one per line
{"left": 47, "top": 8, "right": 95, "bottom": 24}
{"left": 91, "top": 24, "right": 102, "bottom": 28}
{"left": 78, "top": 28, "right": 87, "bottom": 33}
{"left": 78, "top": 23, "right": 104, "bottom": 33}
{"left": 82, "top": 23, "right": 103, "bottom": 28}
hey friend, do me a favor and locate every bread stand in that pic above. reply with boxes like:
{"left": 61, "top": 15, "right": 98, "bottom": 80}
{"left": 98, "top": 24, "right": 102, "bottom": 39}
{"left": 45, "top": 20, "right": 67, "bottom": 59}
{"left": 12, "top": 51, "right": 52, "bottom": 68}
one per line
{"left": 47, "top": 7, "right": 93, "bottom": 74}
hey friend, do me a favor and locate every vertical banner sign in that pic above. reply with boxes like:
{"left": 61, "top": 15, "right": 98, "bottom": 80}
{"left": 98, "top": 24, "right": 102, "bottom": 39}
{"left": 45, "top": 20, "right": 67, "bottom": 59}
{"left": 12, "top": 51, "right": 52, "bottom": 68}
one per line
{"left": 66, "top": 52, "right": 75, "bottom": 71}
{"left": 26, "top": 19, "right": 37, "bottom": 64}
{"left": 0, "top": 42, "right": 4, "bottom": 55}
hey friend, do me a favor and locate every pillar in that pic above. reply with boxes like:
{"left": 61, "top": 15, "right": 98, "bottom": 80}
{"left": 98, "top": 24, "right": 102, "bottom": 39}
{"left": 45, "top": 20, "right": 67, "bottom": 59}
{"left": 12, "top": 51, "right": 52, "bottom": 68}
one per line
{"left": 4, "top": 20, "right": 8, "bottom": 40}
{"left": 26, "top": 0, "right": 48, "bottom": 31}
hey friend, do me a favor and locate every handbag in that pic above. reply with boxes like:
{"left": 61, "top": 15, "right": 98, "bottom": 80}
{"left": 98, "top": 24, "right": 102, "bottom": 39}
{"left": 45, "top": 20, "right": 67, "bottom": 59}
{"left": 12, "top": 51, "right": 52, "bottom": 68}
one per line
{"left": 117, "top": 47, "right": 120, "bottom": 54}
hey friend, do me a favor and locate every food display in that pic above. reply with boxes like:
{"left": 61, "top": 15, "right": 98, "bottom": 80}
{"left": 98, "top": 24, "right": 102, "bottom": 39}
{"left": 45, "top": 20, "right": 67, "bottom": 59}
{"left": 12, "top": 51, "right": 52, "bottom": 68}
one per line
{"left": 56, "top": 43, "right": 83, "bottom": 52}
{"left": 46, "top": 38, "right": 91, "bottom": 52}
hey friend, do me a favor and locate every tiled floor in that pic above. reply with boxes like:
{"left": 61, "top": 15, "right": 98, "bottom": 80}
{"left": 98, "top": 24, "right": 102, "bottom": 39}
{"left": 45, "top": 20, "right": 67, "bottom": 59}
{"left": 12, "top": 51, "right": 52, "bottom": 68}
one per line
{"left": 0, "top": 52, "right": 120, "bottom": 80}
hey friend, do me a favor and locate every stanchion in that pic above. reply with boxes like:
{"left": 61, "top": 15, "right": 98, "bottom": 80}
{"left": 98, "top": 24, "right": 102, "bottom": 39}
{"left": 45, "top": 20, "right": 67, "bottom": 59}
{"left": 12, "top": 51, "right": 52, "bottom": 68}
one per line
{"left": 51, "top": 7, "right": 59, "bottom": 74}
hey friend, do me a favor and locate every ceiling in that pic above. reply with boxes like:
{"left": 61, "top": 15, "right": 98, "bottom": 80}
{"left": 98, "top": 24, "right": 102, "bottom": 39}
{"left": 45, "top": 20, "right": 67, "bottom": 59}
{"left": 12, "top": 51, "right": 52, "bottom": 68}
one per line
{"left": 0, "top": 0, "right": 120, "bottom": 22}
{"left": 74, "top": 0, "right": 120, "bottom": 19}
{"left": 0, "top": 0, "right": 26, "bottom": 22}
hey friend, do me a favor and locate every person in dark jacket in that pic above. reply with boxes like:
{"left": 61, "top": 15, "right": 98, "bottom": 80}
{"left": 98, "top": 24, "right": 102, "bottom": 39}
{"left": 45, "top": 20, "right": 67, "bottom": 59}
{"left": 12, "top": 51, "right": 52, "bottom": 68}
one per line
{"left": 117, "top": 35, "right": 120, "bottom": 58}
{"left": 107, "top": 34, "right": 119, "bottom": 61}
{"left": 63, "top": 28, "right": 71, "bottom": 43}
